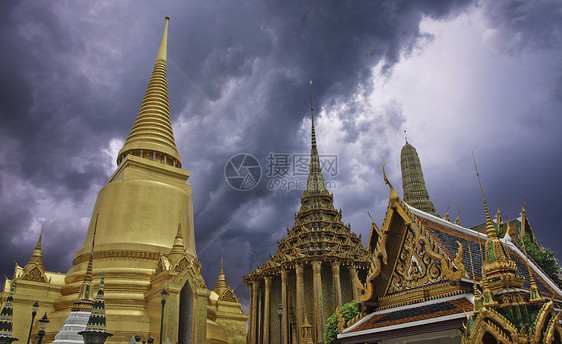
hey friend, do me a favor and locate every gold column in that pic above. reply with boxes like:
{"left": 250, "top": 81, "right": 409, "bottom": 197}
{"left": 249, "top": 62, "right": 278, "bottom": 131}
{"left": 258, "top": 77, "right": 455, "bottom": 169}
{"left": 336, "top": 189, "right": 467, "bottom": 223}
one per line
{"left": 312, "top": 261, "right": 324, "bottom": 342}
{"left": 263, "top": 276, "right": 272, "bottom": 344}
{"left": 332, "top": 262, "right": 343, "bottom": 307}
{"left": 248, "top": 282, "right": 254, "bottom": 344}
{"left": 281, "top": 270, "right": 288, "bottom": 344}
{"left": 348, "top": 265, "right": 359, "bottom": 301}
{"left": 257, "top": 285, "right": 263, "bottom": 344}
{"left": 295, "top": 264, "right": 304, "bottom": 342}
{"left": 252, "top": 280, "right": 259, "bottom": 344}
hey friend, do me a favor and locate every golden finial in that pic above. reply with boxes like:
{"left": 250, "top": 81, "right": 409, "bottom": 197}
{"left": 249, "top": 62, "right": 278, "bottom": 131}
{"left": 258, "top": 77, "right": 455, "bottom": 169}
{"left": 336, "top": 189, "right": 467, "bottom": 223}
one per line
{"left": 38, "top": 225, "right": 43, "bottom": 248}
{"left": 157, "top": 17, "right": 170, "bottom": 62}
{"left": 404, "top": 129, "right": 408, "bottom": 143}
{"left": 445, "top": 203, "right": 451, "bottom": 222}
{"left": 456, "top": 206, "right": 461, "bottom": 226}
{"left": 383, "top": 162, "right": 398, "bottom": 203}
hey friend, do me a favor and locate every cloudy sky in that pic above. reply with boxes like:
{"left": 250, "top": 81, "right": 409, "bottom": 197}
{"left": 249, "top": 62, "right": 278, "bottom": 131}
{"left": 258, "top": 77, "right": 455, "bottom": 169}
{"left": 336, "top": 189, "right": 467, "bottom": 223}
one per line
{"left": 1, "top": 0, "right": 561, "bottom": 310}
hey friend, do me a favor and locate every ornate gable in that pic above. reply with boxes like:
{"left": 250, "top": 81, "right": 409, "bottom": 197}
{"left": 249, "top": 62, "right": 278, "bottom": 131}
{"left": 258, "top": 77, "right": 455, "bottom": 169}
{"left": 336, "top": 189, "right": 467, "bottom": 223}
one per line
{"left": 357, "top": 165, "right": 465, "bottom": 312}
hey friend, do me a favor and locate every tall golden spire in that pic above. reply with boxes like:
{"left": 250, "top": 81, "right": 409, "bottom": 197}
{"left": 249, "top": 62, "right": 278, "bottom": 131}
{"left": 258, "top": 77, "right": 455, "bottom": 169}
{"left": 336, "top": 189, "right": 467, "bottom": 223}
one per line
{"left": 168, "top": 221, "right": 185, "bottom": 264}
{"left": 117, "top": 17, "right": 182, "bottom": 168}
{"left": 304, "top": 80, "right": 327, "bottom": 196}
{"left": 20, "top": 227, "right": 47, "bottom": 282}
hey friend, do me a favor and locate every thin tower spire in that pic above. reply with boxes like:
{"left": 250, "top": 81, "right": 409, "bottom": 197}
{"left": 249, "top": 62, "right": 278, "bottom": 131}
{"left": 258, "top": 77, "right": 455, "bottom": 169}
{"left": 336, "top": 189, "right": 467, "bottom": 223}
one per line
{"left": 472, "top": 153, "right": 497, "bottom": 239}
{"left": 305, "top": 80, "right": 326, "bottom": 195}
{"left": 117, "top": 17, "right": 181, "bottom": 168}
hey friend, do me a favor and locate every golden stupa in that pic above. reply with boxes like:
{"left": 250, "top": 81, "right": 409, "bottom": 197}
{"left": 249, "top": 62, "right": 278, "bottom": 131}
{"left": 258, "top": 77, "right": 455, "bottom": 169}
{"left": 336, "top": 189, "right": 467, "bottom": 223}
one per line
{"left": 1, "top": 17, "right": 247, "bottom": 344}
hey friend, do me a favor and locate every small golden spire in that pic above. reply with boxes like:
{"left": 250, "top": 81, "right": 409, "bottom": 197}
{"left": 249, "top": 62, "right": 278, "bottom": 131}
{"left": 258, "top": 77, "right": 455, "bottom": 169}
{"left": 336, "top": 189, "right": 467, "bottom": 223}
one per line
{"left": 456, "top": 206, "right": 461, "bottom": 226}
{"left": 472, "top": 153, "right": 497, "bottom": 239}
{"left": 20, "top": 227, "right": 47, "bottom": 282}
{"left": 168, "top": 219, "right": 185, "bottom": 264}
{"left": 445, "top": 203, "right": 451, "bottom": 222}
{"left": 73, "top": 214, "right": 98, "bottom": 311}
{"left": 404, "top": 129, "right": 408, "bottom": 143}
{"left": 214, "top": 257, "right": 229, "bottom": 296}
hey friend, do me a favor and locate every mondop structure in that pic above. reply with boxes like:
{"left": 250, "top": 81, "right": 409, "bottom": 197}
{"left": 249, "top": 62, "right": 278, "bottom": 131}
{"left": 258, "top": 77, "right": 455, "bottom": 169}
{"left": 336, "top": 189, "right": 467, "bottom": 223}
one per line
{"left": 0, "top": 18, "right": 247, "bottom": 344}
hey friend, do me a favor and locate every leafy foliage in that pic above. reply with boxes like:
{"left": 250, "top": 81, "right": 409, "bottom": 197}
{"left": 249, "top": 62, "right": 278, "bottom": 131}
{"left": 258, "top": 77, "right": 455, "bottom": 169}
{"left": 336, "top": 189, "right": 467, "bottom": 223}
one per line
{"left": 518, "top": 233, "right": 561, "bottom": 282}
{"left": 324, "top": 300, "right": 359, "bottom": 344}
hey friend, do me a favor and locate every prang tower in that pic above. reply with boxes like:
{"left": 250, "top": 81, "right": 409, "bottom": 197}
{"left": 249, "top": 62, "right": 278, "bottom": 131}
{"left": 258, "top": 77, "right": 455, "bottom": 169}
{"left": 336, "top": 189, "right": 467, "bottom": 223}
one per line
{"left": 400, "top": 139, "right": 435, "bottom": 214}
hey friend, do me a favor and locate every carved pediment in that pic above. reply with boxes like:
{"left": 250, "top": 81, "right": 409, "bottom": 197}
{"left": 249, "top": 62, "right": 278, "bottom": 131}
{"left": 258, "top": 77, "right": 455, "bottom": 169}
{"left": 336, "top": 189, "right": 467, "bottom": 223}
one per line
{"left": 219, "top": 289, "right": 239, "bottom": 303}
{"left": 20, "top": 267, "right": 48, "bottom": 283}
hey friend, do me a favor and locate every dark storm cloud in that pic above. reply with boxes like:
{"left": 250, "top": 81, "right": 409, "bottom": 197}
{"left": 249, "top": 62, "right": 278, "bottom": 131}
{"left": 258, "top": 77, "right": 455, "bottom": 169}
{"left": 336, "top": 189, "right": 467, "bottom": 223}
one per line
{"left": 163, "top": 0, "right": 477, "bottom": 301}
{"left": 480, "top": 0, "right": 562, "bottom": 51}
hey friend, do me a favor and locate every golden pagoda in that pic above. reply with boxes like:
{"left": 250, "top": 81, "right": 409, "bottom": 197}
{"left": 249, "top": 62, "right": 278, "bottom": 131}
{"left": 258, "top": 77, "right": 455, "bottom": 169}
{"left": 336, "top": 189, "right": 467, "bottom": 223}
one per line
{"left": 1, "top": 17, "right": 247, "bottom": 344}
{"left": 243, "top": 88, "right": 370, "bottom": 344}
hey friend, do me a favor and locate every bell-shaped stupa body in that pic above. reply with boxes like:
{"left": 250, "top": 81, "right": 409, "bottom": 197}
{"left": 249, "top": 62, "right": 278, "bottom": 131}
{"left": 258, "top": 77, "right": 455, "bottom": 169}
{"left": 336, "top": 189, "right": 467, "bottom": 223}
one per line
{"left": 48, "top": 17, "right": 197, "bottom": 343}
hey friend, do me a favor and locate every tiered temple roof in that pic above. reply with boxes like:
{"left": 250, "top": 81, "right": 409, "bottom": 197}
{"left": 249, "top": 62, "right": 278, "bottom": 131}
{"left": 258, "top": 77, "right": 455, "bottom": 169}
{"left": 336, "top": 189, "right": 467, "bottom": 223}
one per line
{"left": 338, "top": 166, "right": 562, "bottom": 343}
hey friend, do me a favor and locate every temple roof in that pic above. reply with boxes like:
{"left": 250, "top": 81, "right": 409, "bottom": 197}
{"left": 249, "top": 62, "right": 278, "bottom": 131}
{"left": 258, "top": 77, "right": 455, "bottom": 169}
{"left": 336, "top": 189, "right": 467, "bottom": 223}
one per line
{"left": 411, "top": 207, "right": 559, "bottom": 296}
{"left": 343, "top": 295, "right": 473, "bottom": 336}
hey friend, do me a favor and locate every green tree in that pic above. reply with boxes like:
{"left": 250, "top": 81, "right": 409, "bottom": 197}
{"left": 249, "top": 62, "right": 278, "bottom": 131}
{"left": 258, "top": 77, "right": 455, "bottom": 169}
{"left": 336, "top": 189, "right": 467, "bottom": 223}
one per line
{"left": 518, "top": 233, "right": 561, "bottom": 282}
{"left": 324, "top": 301, "right": 359, "bottom": 344}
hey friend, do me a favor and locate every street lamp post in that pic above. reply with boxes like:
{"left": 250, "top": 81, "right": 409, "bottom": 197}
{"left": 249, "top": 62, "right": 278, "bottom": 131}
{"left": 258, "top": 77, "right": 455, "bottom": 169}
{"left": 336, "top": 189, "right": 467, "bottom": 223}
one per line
{"left": 277, "top": 304, "right": 283, "bottom": 344}
{"left": 26, "top": 301, "right": 38, "bottom": 344}
{"left": 35, "top": 313, "right": 49, "bottom": 344}
{"left": 159, "top": 288, "right": 168, "bottom": 344}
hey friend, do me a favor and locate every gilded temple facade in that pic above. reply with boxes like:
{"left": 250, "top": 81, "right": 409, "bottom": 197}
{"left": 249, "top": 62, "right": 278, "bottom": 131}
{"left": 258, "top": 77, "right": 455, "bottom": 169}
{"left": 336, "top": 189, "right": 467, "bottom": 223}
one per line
{"left": 243, "top": 99, "right": 369, "bottom": 344}
{"left": 338, "top": 158, "right": 562, "bottom": 343}
{"left": 0, "top": 18, "right": 247, "bottom": 344}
